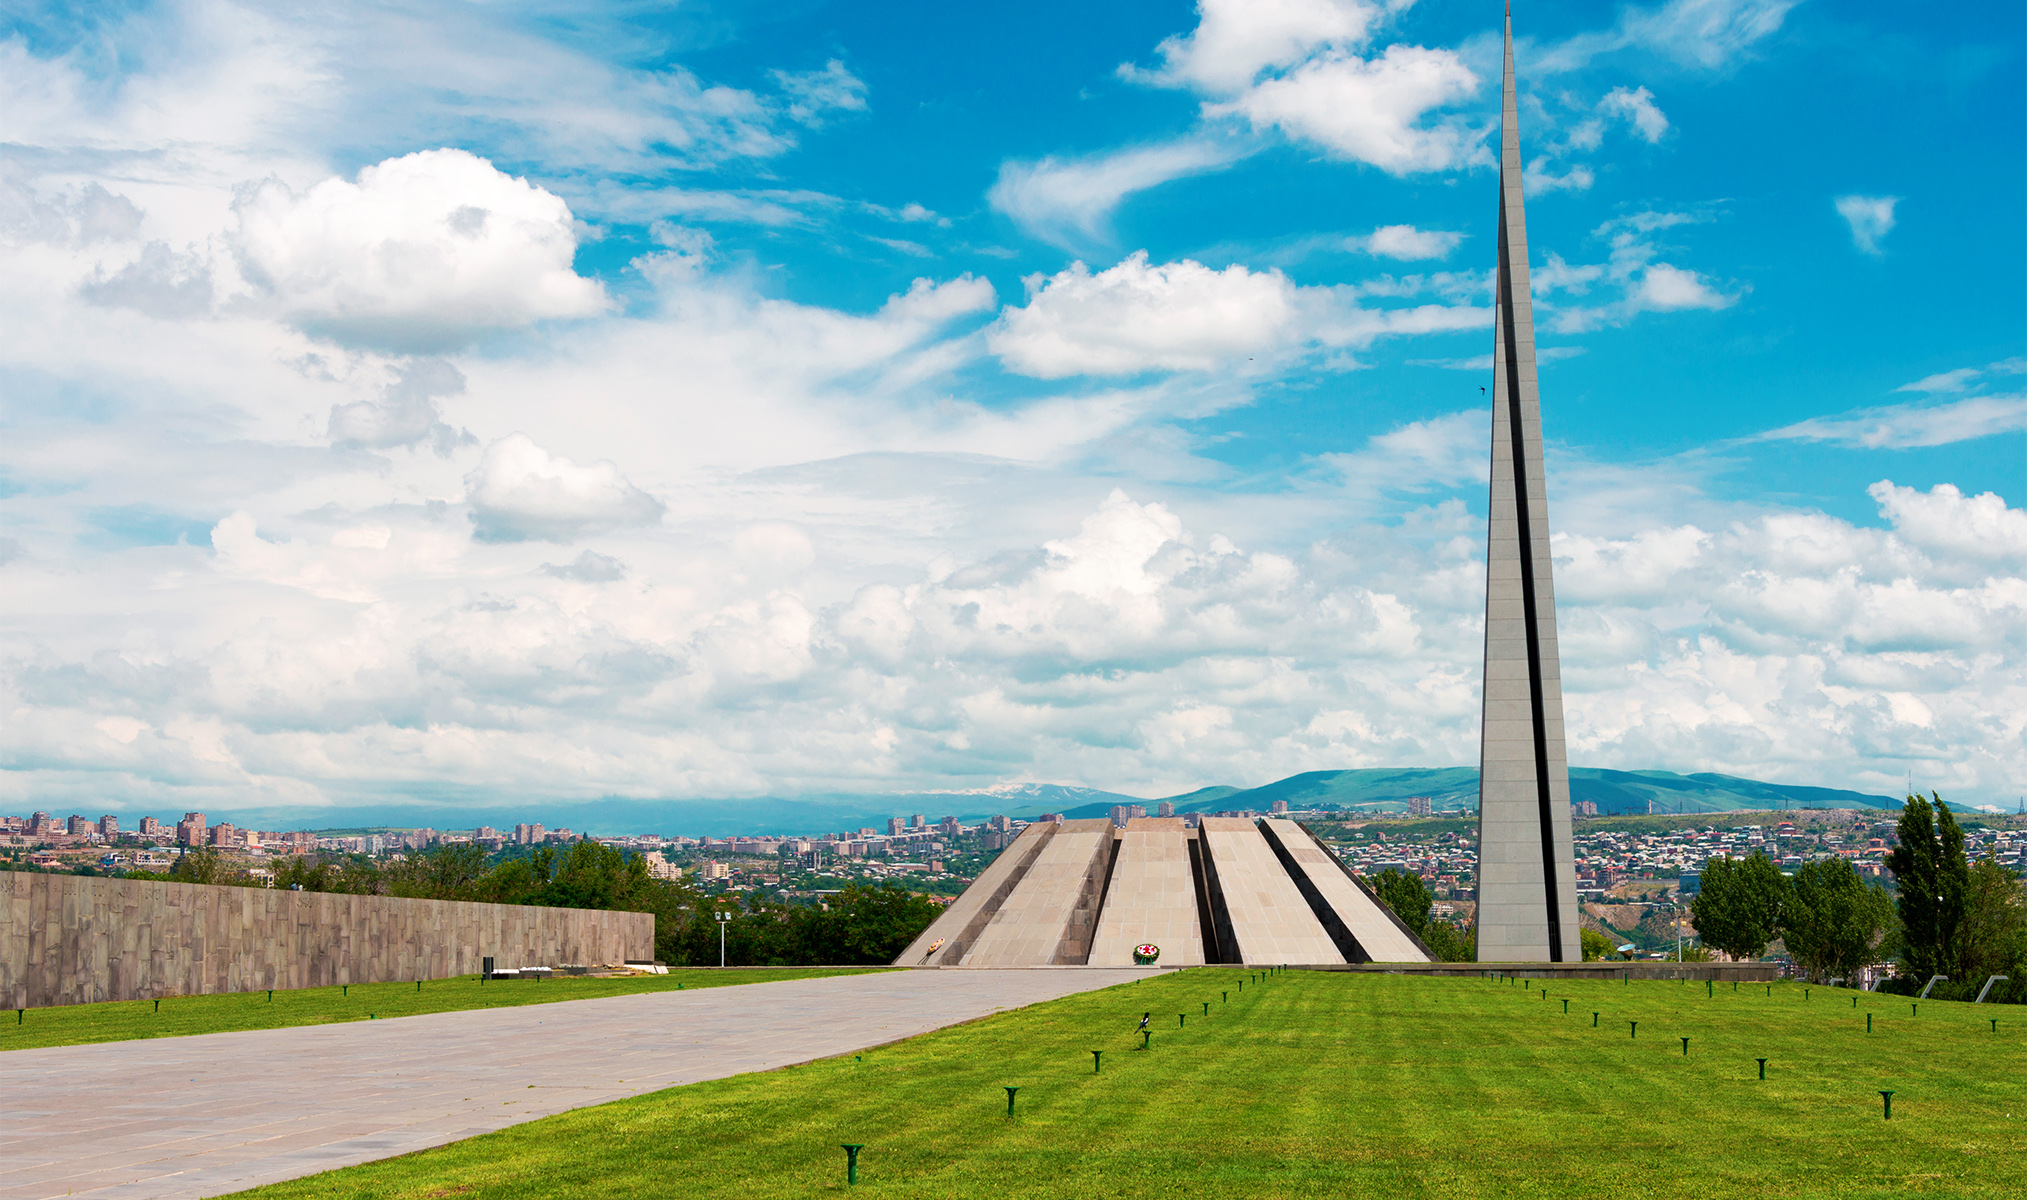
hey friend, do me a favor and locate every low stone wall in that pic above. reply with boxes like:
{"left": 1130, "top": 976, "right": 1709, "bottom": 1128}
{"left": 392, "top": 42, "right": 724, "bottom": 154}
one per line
{"left": 0, "top": 872, "right": 654, "bottom": 1010}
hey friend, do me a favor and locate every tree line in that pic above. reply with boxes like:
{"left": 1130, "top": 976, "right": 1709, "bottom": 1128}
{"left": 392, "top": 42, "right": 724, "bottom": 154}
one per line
{"left": 1689, "top": 794, "right": 2027, "bottom": 1001}
{"left": 1369, "top": 868, "right": 1476, "bottom": 961}
{"left": 1371, "top": 868, "right": 1702, "bottom": 964}
{"left": 130, "top": 841, "right": 941, "bottom": 967}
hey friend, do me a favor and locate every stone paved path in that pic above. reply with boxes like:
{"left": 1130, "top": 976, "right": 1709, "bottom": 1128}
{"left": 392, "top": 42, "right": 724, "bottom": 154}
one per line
{"left": 0, "top": 968, "right": 1158, "bottom": 1200}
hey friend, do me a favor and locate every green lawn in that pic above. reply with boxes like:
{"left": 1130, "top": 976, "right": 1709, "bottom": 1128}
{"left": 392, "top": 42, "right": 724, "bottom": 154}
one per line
{"left": 0, "top": 967, "right": 885, "bottom": 1052}
{"left": 227, "top": 969, "right": 2024, "bottom": 1199}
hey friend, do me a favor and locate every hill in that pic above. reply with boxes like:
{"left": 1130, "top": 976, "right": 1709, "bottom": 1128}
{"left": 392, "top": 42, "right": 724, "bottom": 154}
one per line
{"left": 186, "top": 770, "right": 1912, "bottom": 839}
{"left": 1022, "top": 768, "right": 1905, "bottom": 822}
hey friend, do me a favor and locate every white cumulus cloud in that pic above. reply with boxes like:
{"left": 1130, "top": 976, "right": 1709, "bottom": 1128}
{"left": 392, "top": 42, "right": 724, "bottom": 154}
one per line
{"left": 465, "top": 434, "right": 665, "bottom": 543}
{"left": 1835, "top": 194, "right": 1899, "bottom": 256}
{"left": 1599, "top": 86, "right": 1669, "bottom": 142}
{"left": 986, "top": 249, "right": 1491, "bottom": 379}
{"left": 326, "top": 358, "right": 473, "bottom": 454}
{"left": 988, "top": 252, "right": 1300, "bottom": 377}
{"left": 0, "top": 170, "right": 145, "bottom": 246}
{"left": 1132, "top": 0, "right": 1396, "bottom": 92}
{"left": 1357, "top": 224, "right": 1464, "bottom": 260}
{"left": 232, "top": 149, "right": 609, "bottom": 351}
{"left": 1206, "top": 43, "right": 1481, "bottom": 173}
{"left": 1123, "top": 0, "right": 1482, "bottom": 174}
{"left": 1527, "top": 159, "right": 1596, "bottom": 195}
{"left": 1631, "top": 262, "right": 1735, "bottom": 312}
{"left": 79, "top": 242, "right": 216, "bottom": 319}
{"left": 1868, "top": 481, "right": 2027, "bottom": 564}
{"left": 5, "top": 461, "right": 2025, "bottom": 816}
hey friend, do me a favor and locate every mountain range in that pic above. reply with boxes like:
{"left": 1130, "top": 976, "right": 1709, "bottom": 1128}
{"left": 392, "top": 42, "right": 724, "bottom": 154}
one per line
{"left": 1007, "top": 768, "right": 1918, "bottom": 823}
{"left": 175, "top": 768, "right": 1942, "bottom": 838}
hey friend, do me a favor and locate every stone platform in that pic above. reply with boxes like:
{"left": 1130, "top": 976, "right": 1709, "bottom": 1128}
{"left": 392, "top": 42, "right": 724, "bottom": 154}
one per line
{"left": 898, "top": 817, "right": 1432, "bottom": 968}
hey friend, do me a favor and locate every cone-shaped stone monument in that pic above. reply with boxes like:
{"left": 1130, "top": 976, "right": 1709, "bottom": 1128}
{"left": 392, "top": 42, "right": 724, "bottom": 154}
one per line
{"left": 1476, "top": 7, "right": 1581, "bottom": 962}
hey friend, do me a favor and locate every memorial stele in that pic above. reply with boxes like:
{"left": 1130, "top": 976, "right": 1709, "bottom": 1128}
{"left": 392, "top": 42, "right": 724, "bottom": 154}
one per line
{"left": 895, "top": 7, "right": 1577, "bottom": 968}
{"left": 1474, "top": 4, "right": 1582, "bottom": 963}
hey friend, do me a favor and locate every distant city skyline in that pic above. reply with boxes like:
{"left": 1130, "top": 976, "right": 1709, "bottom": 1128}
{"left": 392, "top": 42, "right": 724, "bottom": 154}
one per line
{"left": 0, "top": 1, "right": 2020, "bottom": 820}
{"left": 1, "top": 762, "right": 1951, "bottom": 845}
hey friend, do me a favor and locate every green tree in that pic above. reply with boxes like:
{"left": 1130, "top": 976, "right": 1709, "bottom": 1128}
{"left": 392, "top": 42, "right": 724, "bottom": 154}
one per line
{"left": 1421, "top": 920, "right": 1475, "bottom": 962}
{"left": 541, "top": 840, "right": 655, "bottom": 910}
{"left": 332, "top": 855, "right": 387, "bottom": 894}
{"left": 1887, "top": 792, "right": 1971, "bottom": 981}
{"left": 1779, "top": 857, "right": 1894, "bottom": 983}
{"left": 1369, "top": 868, "right": 1433, "bottom": 937}
{"left": 270, "top": 856, "right": 338, "bottom": 892}
{"left": 170, "top": 847, "right": 231, "bottom": 885}
{"left": 383, "top": 842, "right": 490, "bottom": 900}
{"left": 1959, "top": 853, "right": 2027, "bottom": 984}
{"left": 472, "top": 840, "right": 655, "bottom": 911}
{"left": 1689, "top": 853, "right": 1788, "bottom": 959}
{"left": 793, "top": 883, "right": 943, "bottom": 964}
{"left": 1580, "top": 927, "right": 1614, "bottom": 962}
{"left": 264, "top": 853, "right": 384, "bottom": 894}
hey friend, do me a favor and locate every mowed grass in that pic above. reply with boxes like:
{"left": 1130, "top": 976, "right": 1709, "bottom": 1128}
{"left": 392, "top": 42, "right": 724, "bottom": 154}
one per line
{"left": 229, "top": 969, "right": 2025, "bottom": 1199}
{"left": 0, "top": 967, "right": 885, "bottom": 1052}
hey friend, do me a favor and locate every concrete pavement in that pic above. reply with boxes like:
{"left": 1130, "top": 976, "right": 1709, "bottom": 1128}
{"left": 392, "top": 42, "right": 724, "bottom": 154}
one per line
{"left": 0, "top": 967, "right": 1158, "bottom": 1200}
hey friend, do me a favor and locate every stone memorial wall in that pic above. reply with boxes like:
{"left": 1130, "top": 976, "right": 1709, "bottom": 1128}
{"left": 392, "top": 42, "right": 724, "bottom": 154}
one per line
{"left": 0, "top": 872, "right": 654, "bottom": 1010}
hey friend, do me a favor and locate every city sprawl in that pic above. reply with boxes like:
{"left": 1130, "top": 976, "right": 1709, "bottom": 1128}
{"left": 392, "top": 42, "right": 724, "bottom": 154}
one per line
{"left": 10, "top": 802, "right": 2022, "bottom": 965}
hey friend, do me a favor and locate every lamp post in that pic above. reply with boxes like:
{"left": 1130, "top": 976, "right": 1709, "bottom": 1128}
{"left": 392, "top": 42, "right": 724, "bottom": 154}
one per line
{"left": 716, "top": 910, "right": 732, "bottom": 968}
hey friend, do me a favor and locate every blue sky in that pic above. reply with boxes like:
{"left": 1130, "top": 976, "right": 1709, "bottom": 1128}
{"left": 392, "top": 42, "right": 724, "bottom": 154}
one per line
{"left": 0, "top": 0, "right": 2022, "bottom": 822}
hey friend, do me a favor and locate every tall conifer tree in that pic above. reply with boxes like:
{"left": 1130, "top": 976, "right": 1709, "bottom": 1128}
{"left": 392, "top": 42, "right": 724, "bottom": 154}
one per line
{"left": 1887, "top": 792, "right": 1971, "bottom": 980}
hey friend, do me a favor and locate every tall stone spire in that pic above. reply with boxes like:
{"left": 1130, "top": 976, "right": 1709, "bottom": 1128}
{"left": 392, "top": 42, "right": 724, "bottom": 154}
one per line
{"left": 1477, "top": 6, "right": 1580, "bottom": 963}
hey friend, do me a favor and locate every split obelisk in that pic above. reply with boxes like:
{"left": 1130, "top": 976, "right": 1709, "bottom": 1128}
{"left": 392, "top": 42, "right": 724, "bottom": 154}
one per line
{"left": 1476, "top": 6, "right": 1581, "bottom": 963}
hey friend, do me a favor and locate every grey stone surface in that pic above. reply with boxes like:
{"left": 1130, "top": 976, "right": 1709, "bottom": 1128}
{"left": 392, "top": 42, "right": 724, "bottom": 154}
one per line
{"left": 1260, "top": 821, "right": 1425, "bottom": 963}
{"left": 1477, "top": 9, "right": 1581, "bottom": 963}
{"left": 1087, "top": 819, "right": 1205, "bottom": 966}
{"left": 960, "top": 819, "right": 1114, "bottom": 966}
{"left": 1199, "top": 819, "right": 1342, "bottom": 965}
{"left": 895, "top": 823, "right": 1054, "bottom": 966}
{"left": 898, "top": 817, "right": 1435, "bottom": 969}
{"left": 0, "top": 968, "right": 1154, "bottom": 1200}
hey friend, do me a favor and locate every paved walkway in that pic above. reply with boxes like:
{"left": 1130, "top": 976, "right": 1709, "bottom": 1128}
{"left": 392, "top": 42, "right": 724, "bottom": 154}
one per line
{"left": 0, "top": 968, "right": 1156, "bottom": 1200}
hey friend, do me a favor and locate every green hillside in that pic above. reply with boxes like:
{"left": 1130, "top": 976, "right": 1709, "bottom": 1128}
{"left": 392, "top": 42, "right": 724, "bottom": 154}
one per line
{"left": 1183, "top": 768, "right": 1481, "bottom": 813}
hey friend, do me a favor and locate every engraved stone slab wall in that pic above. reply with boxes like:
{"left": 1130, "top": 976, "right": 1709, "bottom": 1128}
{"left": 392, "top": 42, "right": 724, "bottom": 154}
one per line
{"left": 0, "top": 873, "right": 654, "bottom": 1010}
